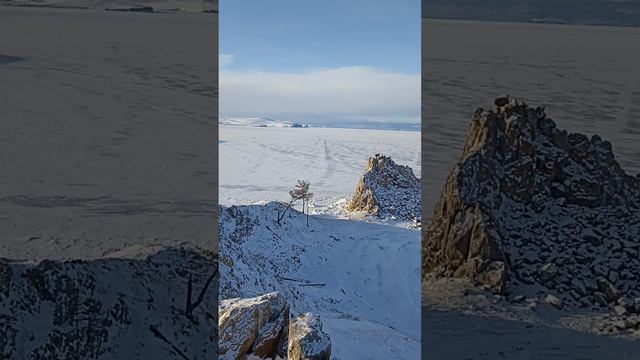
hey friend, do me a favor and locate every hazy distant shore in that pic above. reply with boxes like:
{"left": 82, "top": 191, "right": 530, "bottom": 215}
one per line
{"left": 0, "top": 0, "right": 217, "bottom": 13}
{"left": 423, "top": 16, "right": 640, "bottom": 28}
{"left": 422, "top": 0, "right": 640, "bottom": 28}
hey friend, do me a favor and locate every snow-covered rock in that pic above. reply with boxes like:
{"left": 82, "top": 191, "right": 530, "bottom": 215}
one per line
{"left": 544, "top": 294, "right": 563, "bottom": 309}
{"left": 597, "top": 278, "right": 621, "bottom": 303}
{"left": 423, "top": 96, "right": 640, "bottom": 313}
{"left": 0, "top": 247, "right": 217, "bottom": 359}
{"left": 347, "top": 154, "right": 421, "bottom": 221}
{"left": 288, "top": 313, "right": 331, "bottom": 360}
{"left": 217, "top": 292, "right": 330, "bottom": 360}
{"left": 539, "top": 263, "right": 558, "bottom": 285}
{"left": 218, "top": 292, "right": 289, "bottom": 360}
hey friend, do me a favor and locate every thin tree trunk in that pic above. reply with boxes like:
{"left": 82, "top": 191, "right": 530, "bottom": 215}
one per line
{"left": 277, "top": 198, "right": 296, "bottom": 224}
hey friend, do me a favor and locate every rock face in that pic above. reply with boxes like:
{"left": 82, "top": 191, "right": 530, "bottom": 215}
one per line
{"left": 288, "top": 313, "right": 331, "bottom": 360}
{"left": 423, "top": 96, "right": 640, "bottom": 310}
{"left": 219, "top": 292, "right": 289, "bottom": 360}
{"left": 0, "top": 247, "right": 217, "bottom": 359}
{"left": 347, "top": 154, "right": 421, "bottom": 221}
{"left": 218, "top": 292, "right": 330, "bottom": 360}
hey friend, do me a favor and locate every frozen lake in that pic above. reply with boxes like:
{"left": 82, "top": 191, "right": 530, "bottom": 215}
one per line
{"left": 0, "top": 8, "right": 217, "bottom": 260}
{"left": 219, "top": 125, "right": 421, "bottom": 206}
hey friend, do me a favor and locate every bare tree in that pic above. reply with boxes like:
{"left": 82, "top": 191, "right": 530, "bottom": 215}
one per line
{"left": 276, "top": 186, "right": 301, "bottom": 225}
{"left": 290, "top": 180, "right": 313, "bottom": 226}
{"left": 276, "top": 180, "right": 312, "bottom": 225}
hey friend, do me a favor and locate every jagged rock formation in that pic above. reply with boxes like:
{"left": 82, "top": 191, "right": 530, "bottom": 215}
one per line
{"left": 347, "top": 154, "right": 421, "bottom": 221}
{"left": 0, "top": 247, "right": 217, "bottom": 359}
{"left": 423, "top": 96, "right": 640, "bottom": 312}
{"left": 218, "top": 292, "right": 330, "bottom": 360}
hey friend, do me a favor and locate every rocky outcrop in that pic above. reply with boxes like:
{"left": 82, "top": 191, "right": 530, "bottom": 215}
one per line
{"left": 0, "top": 247, "right": 217, "bottom": 359}
{"left": 219, "top": 292, "right": 289, "bottom": 360}
{"left": 423, "top": 96, "right": 640, "bottom": 311}
{"left": 288, "top": 313, "right": 331, "bottom": 360}
{"left": 218, "top": 292, "right": 330, "bottom": 360}
{"left": 347, "top": 154, "right": 420, "bottom": 221}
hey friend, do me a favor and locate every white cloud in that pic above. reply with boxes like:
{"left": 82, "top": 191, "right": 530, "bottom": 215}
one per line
{"left": 219, "top": 54, "right": 235, "bottom": 68}
{"left": 219, "top": 66, "right": 420, "bottom": 123}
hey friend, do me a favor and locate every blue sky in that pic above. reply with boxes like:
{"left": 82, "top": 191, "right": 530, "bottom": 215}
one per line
{"left": 219, "top": 0, "right": 421, "bottom": 126}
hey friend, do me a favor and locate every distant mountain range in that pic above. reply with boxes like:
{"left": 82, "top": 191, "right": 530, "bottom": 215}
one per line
{"left": 219, "top": 116, "right": 420, "bottom": 132}
{"left": 423, "top": 0, "right": 640, "bottom": 27}
{"left": 219, "top": 117, "right": 309, "bottom": 128}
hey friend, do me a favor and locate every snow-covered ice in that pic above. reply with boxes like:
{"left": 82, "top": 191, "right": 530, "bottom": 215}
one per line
{"left": 219, "top": 126, "right": 420, "bottom": 207}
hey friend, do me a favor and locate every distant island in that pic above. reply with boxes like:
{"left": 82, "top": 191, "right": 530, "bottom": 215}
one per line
{"left": 423, "top": 0, "right": 640, "bottom": 27}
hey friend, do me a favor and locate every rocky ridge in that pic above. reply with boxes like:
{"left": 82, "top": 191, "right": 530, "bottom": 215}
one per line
{"left": 0, "top": 247, "right": 217, "bottom": 359}
{"left": 423, "top": 96, "right": 640, "bottom": 316}
{"left": 347, "top": 154, "right": 421, "bottom": 221}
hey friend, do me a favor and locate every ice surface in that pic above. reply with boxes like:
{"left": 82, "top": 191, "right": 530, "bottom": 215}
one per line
{"left": 424, "top": 310, "right": 640, "bottom": 360}
{"left": 0, "top": 8, "right": 216, "bottom": 260}
{"left": 219, "top": 126, "right": 420, "bottom": 207}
